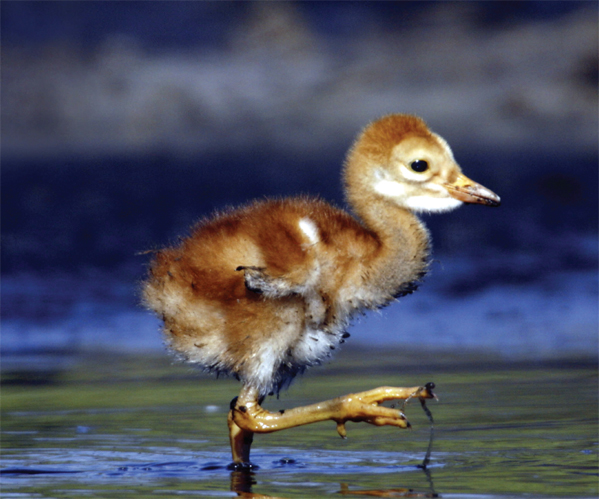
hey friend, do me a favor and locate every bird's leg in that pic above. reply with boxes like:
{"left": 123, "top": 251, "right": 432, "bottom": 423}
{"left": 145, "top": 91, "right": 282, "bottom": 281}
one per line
{"left": 227, "top": 401, "right": 255, "bottom": 465}
{"left": 228, "top": 383, "right": 436, "bottom": 464}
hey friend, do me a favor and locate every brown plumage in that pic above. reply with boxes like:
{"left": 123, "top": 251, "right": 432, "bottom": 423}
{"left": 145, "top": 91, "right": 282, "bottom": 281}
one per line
{"left": 143, "top": 114, "right": 500, "bottom": 466}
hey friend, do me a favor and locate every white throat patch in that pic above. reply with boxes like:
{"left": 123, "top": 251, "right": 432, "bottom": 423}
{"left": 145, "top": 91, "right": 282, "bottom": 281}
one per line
{"left": 405, "top": 196, "right": 462, "bottom": 213}
{"left": 373, "top": 179, "right": 406, "bottom": 198}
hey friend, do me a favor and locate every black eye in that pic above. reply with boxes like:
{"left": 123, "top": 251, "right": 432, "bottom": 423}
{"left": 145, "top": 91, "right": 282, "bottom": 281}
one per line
{"left": 410, "top": 160, "right": 429, "bottom": 173}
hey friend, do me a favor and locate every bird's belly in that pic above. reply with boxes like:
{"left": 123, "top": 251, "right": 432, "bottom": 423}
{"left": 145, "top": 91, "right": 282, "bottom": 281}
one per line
{"left": 221, "top": 296, "right": 340, "bottom": 394}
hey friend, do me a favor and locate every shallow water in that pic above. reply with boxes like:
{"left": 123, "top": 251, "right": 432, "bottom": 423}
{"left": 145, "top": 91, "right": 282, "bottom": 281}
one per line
{"left": 1, "top": 352, "right": 597, "bottom": 498}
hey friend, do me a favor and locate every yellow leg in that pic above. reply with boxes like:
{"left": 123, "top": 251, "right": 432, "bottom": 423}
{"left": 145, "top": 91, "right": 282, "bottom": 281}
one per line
{"left": 228, "top": 383, "right": 435, "bottom": 464}
{"left": 227, "top": 408, "right": 255, "bottom": 465}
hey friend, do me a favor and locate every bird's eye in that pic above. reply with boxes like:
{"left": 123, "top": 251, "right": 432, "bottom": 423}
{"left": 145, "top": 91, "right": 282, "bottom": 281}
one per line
{"left": 410, "top": 160, "right": 429, "bottom": 173}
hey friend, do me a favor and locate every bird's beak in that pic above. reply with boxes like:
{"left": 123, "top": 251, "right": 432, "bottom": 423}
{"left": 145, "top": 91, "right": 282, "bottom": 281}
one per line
{"left": 444, "top": 173, "right": 501, "bottom": 207}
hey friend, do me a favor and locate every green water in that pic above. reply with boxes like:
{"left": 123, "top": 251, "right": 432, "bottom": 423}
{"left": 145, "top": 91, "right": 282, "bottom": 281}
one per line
{"left": 1, "top": 349, "right": 597, "bottom": 498}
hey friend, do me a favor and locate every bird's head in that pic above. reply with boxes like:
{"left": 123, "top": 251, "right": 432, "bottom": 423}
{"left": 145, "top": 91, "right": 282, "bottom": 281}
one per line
{"left": 344, "top": 114, "right": 500, "bottom": 213}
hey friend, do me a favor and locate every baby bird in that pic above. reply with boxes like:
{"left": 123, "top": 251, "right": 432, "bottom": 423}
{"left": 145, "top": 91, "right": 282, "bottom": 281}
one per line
{"left": 143, "top": 114, "right": 500, "bottom": 466}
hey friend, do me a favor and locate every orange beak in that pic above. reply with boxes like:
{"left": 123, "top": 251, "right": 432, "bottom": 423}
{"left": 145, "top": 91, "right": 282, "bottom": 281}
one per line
{"left": 444, "top": 173, "right": 501, "bottom": 207}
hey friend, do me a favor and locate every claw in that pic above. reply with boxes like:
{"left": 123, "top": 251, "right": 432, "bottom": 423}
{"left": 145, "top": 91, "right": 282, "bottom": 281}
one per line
{"left": 424, "top": 382, "right": 438, "bottom": 401}
{"left": 336, "top": 422, "right": 347, "bottom": 439}
{"left": 414, "top": 382, "right": 437, "bottom": 401}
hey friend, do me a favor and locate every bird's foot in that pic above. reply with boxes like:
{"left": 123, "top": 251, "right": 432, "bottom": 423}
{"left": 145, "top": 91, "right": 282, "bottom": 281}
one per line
{"left": 230, "top": 383, "right": 436, "bottom": 438}
{"left": 332, "top": 383, "right": 436, "bottom": 438}
{"left": 228, "top": 383, "right": 435, "bottom": 463}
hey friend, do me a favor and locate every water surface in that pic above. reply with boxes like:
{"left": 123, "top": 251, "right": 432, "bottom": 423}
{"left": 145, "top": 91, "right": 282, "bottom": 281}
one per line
{"left": 2, "top": 351, "right": 597, "bottom": 498}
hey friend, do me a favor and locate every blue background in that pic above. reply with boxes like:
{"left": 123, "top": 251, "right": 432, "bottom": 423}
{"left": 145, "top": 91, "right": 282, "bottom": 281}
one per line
{"left": 2, "top": 1, "right": 597, "bottom": 367}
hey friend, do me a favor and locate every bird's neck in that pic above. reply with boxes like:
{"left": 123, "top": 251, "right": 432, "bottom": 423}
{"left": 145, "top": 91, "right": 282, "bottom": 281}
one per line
{"left": 354, "top": 192, "right": 430, "bottom": 255}
{"left": 347, "top": 189, "right": 431, "bottom": 299}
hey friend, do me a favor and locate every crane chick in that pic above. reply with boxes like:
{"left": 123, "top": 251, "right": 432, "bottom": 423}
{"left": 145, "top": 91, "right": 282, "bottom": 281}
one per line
{"left": 143, "top": 114, "right": 500, "bottom": 466}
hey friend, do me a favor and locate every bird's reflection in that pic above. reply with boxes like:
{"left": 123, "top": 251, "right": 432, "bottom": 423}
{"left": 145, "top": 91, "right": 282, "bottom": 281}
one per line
{"left": 230, "top": 466, "right": 438, "bottom": 498}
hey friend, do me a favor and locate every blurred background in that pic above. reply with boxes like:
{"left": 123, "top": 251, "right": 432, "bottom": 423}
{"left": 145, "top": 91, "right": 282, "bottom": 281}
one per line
{"left": 2, "top": 1, "right": 597, "bottom": 373}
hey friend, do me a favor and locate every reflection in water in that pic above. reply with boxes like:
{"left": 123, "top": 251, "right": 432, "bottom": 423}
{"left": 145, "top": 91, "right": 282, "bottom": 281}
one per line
{"left": 413, "top": 397, "right": 435, "bottom": 470}
{"left": 230, "top": 467, "right": 439, "bottom": 498}
{"left": 231, "top": 470, "right": 276, "bottom": 498}
{"left": 338, "top": 469, "right": 438, "bottom": 497}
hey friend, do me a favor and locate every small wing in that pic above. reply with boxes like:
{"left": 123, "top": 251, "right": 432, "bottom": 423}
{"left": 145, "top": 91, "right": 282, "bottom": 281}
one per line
{"left": 236, "top": 265, "right": 301, "bottom": 298}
